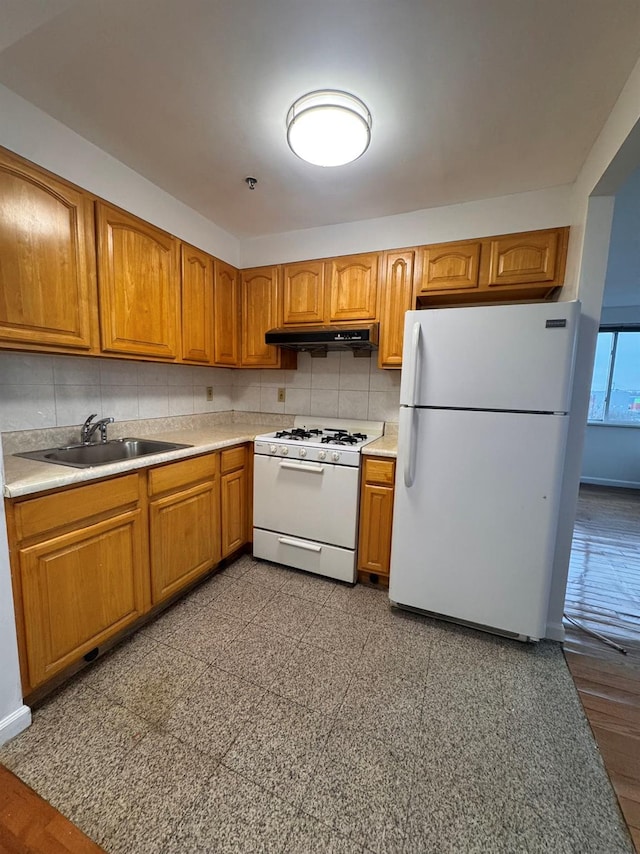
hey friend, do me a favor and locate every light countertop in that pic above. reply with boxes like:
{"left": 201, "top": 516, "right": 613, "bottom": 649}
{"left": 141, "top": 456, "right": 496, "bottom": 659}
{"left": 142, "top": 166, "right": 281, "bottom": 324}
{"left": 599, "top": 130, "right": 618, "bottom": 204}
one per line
{"left": 3, "top": 420, "right": 285, "bottom": 499}
{"left": 363, "top": 432, "right": 398, "bottom": 458}
{"left": 4, "top": 416, "right": 399, "bottom": 498}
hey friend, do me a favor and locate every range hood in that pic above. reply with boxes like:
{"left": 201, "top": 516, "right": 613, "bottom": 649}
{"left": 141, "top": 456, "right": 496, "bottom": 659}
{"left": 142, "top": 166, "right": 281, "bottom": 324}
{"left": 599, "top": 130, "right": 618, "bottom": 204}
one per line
{"left": 265, "top": 323, "right": 379, "bottom": 357}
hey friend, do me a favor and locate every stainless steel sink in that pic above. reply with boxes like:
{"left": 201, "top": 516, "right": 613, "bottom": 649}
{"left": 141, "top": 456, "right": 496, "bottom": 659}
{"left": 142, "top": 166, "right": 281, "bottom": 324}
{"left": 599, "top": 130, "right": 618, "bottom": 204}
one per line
{"left": 15, "top": 438, "right": 193, "bottom": 468}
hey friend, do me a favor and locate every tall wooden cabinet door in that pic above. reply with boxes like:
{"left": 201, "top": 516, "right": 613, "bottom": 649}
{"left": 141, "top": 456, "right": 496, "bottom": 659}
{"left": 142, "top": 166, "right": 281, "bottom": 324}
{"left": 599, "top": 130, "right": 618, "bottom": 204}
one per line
{"left": 0, "top": 150, "right": 98, "bottom": 351}
{"left": 327, "top": 253, "right": 379, "bottom": 322}
{"left": 378, "top": 250, "right": 415, "bottom": 369}
{"left": 240, "top": 266, "right": 281, "bottom": 367}
{"left": 358, "top": 484, "right": 394, "bottom": 576}
{"left": 18, "top": 510, "right": 147, "bottom": 688}
{"left": 283, "top": 260, "right": 325, "bottom": 325}
{"left": 149, "top": 479, "right": 220, "bottom": 605}
{"left": 96, "top": 202, "right": 180, "bottom": 359}
{"left": 417, "top": 241, "right": 481, "bottom": 293}
{"left": 213, "top": 260, "right": 240, "bottom": 366}
{"left": 484, "top": 227, "right": 568, "bottom": 288}
{"left": 181, "top": 243, "right": 214, "bottom": 363}
{"left": 221, "top": 468, "right": 247, "bottom": 557}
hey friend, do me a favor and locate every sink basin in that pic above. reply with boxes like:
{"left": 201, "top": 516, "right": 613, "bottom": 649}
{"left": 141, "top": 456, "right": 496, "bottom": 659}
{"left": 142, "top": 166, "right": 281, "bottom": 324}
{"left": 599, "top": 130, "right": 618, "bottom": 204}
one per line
{"left": 15, "top": 438, "right": 193, "bottom": 468}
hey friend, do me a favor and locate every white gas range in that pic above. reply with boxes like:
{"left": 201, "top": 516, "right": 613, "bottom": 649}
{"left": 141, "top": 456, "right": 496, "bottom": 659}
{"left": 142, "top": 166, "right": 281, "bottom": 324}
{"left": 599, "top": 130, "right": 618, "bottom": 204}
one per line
{"left": 253, "top": 417, "right": 384, "bottom": 583}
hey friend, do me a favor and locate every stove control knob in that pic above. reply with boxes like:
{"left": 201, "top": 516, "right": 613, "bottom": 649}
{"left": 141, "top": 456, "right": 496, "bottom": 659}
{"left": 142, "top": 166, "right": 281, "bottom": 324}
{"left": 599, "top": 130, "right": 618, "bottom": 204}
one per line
{"left": 269, "top": 444, "right": 277, "bottom": 454}
{"left": 299, "top": 448, "right": 307, "bottom": 457}
{"left": 280, "top": 446, "right": 289, "bottom": 455}
{"left": 318, "top": 450, "right": 327, "bottom": 460}
{"left": 332, "top": 451, "right": 340, "bottom": 462}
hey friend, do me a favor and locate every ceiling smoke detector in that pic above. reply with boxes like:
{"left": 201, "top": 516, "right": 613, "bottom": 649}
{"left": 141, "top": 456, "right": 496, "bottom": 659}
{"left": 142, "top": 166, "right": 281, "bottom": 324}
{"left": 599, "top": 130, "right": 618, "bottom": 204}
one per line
{"left": 286, "top": 90, "right": 372, "bottom": 167}
{"left": 245, "top": 176, "right": 258, "bottom": 190}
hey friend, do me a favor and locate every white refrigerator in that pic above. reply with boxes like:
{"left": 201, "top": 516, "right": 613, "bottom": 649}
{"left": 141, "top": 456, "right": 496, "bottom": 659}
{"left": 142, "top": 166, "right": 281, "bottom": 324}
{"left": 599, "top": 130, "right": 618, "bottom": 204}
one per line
{"left": 389, "top": 300, "right": 580, "bottom": 640}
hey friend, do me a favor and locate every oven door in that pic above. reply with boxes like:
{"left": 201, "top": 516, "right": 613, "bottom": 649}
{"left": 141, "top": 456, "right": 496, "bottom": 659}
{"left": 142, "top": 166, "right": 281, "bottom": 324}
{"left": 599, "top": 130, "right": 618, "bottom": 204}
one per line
{"left": 253, "top": 454, "right": 359, "bottom": 549}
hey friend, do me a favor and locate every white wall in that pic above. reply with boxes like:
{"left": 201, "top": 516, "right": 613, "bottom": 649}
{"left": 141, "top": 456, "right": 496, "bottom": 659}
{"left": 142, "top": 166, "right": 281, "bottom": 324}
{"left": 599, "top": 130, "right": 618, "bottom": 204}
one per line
{"left": 240, "top": 185, "right": 574, "bottom": 267}
{"left": 602, "top": 165, "right": 640, "bottom": 307}
{"left": 0, "top": 85, "right": 240, "bottom": 267}
{"left": 545, "top": 51, "right": 640, "bottom": 639}
{"left": 0, "top": 441, "right": 31, "bottom": 742}
{"left": 582, "top": 425, "right": 640, "bottom": 488}
{"left": 576, "top": 164, "right": 640, "bottom": 491}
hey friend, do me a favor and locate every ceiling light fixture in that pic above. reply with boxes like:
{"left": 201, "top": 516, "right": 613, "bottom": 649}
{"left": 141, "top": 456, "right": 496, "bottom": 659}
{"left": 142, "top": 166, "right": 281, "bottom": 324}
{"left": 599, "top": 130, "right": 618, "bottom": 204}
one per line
{"left": 286, "top": 90, "right": 372, "bottom": 167}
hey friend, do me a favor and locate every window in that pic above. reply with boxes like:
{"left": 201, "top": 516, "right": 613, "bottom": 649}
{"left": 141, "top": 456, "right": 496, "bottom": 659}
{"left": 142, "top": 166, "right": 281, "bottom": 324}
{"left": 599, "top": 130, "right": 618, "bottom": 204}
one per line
{"left": 588, "top": 330, "right": 640, "bottom": 423}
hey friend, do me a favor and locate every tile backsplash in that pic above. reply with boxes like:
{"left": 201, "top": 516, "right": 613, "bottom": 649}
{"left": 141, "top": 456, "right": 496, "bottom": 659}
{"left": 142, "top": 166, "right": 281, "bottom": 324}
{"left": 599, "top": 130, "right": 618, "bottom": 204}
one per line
{"left": 0, "top": 351, "right": 401, "bottom": 432}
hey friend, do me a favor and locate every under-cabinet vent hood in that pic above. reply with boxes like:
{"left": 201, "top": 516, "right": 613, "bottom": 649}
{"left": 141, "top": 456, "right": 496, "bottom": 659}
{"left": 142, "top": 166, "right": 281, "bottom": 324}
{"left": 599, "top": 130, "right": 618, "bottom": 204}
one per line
{"left": 265, "top": 324, "right": 379, "bottom": 356}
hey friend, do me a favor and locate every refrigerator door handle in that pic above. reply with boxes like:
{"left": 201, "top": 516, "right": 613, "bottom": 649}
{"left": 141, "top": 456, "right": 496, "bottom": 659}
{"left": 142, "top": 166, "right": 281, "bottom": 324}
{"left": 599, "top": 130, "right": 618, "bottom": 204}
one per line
{"left": 399, "top": 407, "right": 417, "bottom": 488}
{"left": 405, "top": 321, "right": 421, "bottom": 407}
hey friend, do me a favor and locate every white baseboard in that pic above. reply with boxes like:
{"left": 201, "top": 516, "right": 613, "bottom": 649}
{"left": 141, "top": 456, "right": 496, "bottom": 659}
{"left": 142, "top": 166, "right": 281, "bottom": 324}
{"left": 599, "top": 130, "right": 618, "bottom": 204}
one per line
{"left": 581, "top": 477, "right": 640, "bottom": 490}
{"left": 545, "top": 621, "right": 566, "bottom": 642}
{"left": 0, "top": 704, "right": 31, "bottom": 746}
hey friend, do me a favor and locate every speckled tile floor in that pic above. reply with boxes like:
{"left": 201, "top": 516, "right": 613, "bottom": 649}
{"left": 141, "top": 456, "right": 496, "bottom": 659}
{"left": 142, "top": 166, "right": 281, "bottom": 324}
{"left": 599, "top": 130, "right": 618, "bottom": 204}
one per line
{"left": 0, "top": 555, "right": 634, "bottom": 853}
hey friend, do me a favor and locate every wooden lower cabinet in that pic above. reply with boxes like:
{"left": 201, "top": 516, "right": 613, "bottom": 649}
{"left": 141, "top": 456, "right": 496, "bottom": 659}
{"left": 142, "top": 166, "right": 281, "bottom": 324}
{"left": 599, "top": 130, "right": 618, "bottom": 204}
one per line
{"left": 7, "top": 443, "right": 253, "bottom": 697}
{"left": 220, "top": 446, "right": 248, "bottom": 557}
{"left": 357, "top": 456, "right": 396, "bottom": 587}
{"left": 148, "top": 453, "right": 220, "bottom": 605}
{"left": 7, "top": 474, "right": 149, "bottom": 693}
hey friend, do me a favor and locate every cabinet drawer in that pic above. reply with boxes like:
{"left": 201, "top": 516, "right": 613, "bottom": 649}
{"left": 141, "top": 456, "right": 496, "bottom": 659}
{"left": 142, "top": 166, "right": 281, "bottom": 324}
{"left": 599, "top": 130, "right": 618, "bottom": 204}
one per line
{"left": 363, "top": 457, "right": 395, "bottom": 486}
{"left": 221, "top": 445, "right": 246, "bottom": 474}
{"left": 13, "top": 474, "right": 140, "bottom": 541}
{"left": 148, "top": 453, "right": 217, "bottom": 496}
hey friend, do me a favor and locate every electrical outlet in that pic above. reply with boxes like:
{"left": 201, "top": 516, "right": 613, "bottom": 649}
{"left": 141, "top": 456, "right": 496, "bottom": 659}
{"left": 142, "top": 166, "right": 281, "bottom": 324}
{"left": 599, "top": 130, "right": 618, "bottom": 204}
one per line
{"left": 277, "top": 388, "right": 286, "bottom": 403}
{"left": 206, "top": 387, "right": 213, "bottom": 401}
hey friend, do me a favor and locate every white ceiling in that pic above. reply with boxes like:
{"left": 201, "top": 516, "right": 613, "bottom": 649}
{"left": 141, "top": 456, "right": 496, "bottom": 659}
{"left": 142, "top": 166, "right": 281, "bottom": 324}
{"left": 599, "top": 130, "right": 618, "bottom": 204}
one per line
{"left": 1, "top": 0, "right": 640, "bottom": 239}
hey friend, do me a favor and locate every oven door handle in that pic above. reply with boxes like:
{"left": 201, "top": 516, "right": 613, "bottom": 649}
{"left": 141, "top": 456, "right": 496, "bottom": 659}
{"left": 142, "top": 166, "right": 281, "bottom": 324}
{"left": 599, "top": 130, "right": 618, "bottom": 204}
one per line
{"left": 279, "top": 461, "right": 325, "bottom": 474}
{"left": 278, "top": 537, "right": 322, "bottom": 553}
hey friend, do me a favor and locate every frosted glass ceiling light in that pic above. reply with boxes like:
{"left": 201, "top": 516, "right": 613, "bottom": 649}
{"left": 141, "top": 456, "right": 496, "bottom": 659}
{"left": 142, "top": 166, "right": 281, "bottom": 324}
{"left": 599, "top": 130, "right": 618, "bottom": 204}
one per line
{"left": 286, "top": 90, "right": 371, "bottom": 167}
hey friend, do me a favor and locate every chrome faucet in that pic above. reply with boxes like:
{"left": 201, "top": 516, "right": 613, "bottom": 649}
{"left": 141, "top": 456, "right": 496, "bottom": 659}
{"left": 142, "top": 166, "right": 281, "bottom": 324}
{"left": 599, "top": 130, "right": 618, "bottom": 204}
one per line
{"left": 81, "top": 413, "right": 114, "bottom": 445}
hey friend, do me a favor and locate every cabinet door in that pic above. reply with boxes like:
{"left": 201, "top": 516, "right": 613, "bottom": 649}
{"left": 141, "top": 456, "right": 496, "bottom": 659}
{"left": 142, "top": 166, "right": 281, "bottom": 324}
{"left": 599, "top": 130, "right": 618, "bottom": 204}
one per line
{"left": 240, "top": 266, "right": 281, "bottom": 367}
{"left": 149, "top": 479, "right": 220, "bottom": 604}
{"left": 358, "top": 484, "right": 394, "bottom": 578}
{"left": 0, "top": 150, "right": 98, "bottom": 352}
{"left": 221, "top": 467, "right": 247, "bottom": 557}
{"left": 181, "top": 243, "right": 214, "bottom": 363}
{"left": 327, "top": 253, "right": 379, "bottom": 322}
{"left": 96, "top": 202, "right": 180, "bottom": 359}
{"left": 283, "top": 260, "right": 325, "bottom": 325}
{"left": 418, "top": 241, "right": 481, "bottom": 293}
{"left": 378, "top": 251, "right": 415, "bottom": 369}
{"left": 18, "top": 509, "right": 147, "bottom": 688}
{"left": 484, "top": 228, "right": 567, "bottom": 287}
{"left": 213, "top": 260, "right": 240, "bottom": 366}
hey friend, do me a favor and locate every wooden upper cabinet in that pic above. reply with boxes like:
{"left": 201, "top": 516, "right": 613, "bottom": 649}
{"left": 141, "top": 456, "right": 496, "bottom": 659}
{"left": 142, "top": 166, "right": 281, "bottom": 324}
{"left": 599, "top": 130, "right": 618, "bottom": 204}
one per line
{"left": 484, "top": 227, "right": 568, "bottom": 288}
{"left": 96, "top": 202, "right": 180, "bottom": 360}
{"left": 240, "top": 266, "right": 282, "bottom": 367}
{"left": 418, "top": 241, "right": 481, "bottom": 293}
{"left": 0, "top": 148, "right": 98, "bottom": 352}
{"left": 326, "top": 253, "right": 379, "bottom": 322}
{"left": 378, "top": 250, "right": 415, "bottom": 369}
{"left": 213, "top": 260, "right": 240, "bottom": 366}
{"left": 181, "top": 243, "right": 213, "bottom": 363}
{"left": 283, "top": 260, "right": 325, "bottom": 325}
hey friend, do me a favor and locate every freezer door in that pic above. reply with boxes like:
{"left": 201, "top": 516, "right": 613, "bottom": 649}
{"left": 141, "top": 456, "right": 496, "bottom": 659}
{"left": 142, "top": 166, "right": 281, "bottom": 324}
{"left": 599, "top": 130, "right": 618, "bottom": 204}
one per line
{"left": 400, "top": 301, "right": 579, "bottom": 412}
{"left": 389, "top": 407, "right": 569, "bottom": 638}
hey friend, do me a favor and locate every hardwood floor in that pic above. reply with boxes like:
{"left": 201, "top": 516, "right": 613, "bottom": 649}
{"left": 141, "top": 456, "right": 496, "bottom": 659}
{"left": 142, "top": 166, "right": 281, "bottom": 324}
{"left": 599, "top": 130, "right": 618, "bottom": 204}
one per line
{"left": 564, "top": 484, "right": 640, "bottom": 852}
{"left": 0, "top": 765, "right": 104, "bottom": 853}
